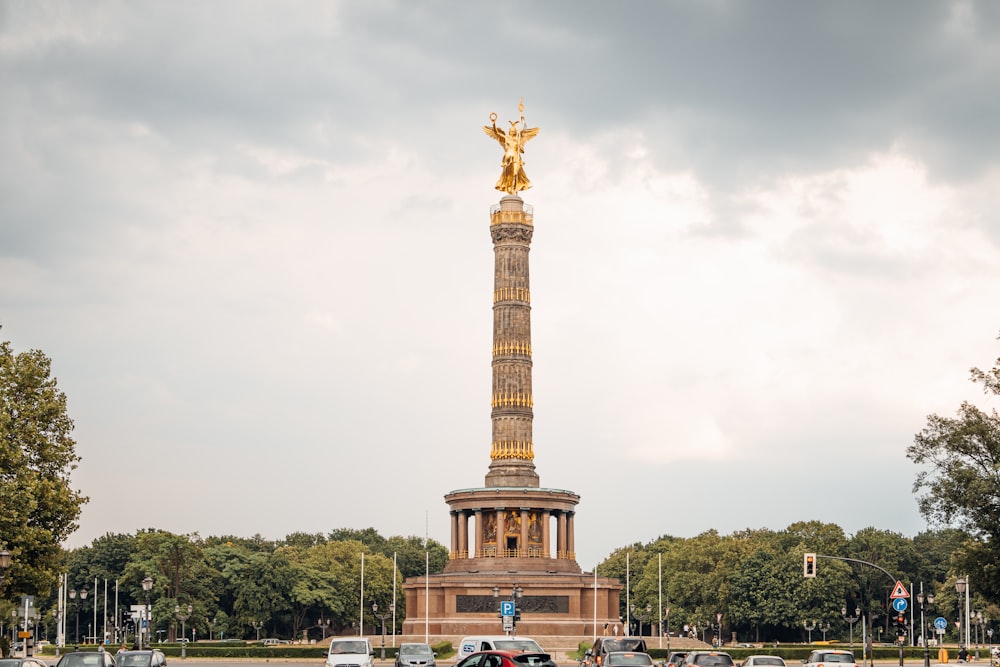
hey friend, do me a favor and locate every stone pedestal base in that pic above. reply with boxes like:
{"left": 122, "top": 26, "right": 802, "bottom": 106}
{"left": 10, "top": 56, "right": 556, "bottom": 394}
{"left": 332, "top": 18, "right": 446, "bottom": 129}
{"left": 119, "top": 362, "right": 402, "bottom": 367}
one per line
{"left": 401, "top": 569, "right": 621, "bottom": 638}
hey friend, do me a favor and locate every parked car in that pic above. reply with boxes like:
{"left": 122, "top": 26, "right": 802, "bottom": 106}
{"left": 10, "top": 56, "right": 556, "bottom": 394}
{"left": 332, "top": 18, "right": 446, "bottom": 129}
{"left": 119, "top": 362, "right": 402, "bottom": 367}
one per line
{"left": 665, "top": 653, "right": 688, "bottom": 667}
{"left": 743, "top": 658, "right": 786, "bottom": 667}
{"left": 55, "top": 652, "right": 118, "bottom": 667}
{"left": 582, "top": 638, "right": 648, "bottom": 667}
{"left": 801, "top": 651, "right": 857, "bottom": 667}
{"left": 682, "top": 652, "right": 735, "bottom": 667}
{"left": 396, "top": 643, "right": 437, "bottom": 667}
{"left": 326, "top": 638, "right": 374, "bottom": 667}
{"left": 605, "top": 653, "right": 655, "bottom": 667}
{"left": 456, "top": 650, "right": 557, "bottom": 667}
{"left": 0, "top": 658, "right": 49, "bottom": 667}
{"left": 115, "top": 650, "right": 167, "bottom": 667}
{"left": 456, "top": 637, "right": 545, "bottom": 662}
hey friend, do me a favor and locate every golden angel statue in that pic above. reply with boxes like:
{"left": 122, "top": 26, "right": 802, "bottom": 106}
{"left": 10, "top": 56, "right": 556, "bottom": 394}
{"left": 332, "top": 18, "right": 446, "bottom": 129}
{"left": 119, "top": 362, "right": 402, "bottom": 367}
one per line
{"left": 483, "top": 99, "right": 540, "bottom": 194}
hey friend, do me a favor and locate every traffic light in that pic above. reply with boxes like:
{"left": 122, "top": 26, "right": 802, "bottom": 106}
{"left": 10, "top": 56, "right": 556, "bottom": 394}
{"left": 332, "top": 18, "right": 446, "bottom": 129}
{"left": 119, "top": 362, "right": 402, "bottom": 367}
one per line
{"left": 895, "top": 614, "right": 906, "bottom": 627}
{"left": 803, "top": 553, "right": 816, "bottom": 578}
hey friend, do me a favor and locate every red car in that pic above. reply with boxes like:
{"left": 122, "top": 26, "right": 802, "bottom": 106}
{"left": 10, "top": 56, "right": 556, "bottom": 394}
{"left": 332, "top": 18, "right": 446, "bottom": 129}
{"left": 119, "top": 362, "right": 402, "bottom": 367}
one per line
{"left": 456, "top": 650, "right": 558, "bottom": 667}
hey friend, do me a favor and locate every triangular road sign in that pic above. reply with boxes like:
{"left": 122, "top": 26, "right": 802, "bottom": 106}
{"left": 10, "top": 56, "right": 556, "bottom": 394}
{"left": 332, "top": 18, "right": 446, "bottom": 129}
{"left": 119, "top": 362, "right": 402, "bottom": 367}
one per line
{"left": 890, "top": 580, "right": 910, "bottom": 599}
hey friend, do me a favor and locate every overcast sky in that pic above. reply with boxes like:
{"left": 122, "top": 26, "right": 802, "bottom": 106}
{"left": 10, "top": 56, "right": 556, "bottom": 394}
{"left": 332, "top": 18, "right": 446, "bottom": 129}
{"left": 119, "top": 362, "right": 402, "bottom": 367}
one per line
{"left": 3, "top": 1, "right": 1000, "bottom": 569}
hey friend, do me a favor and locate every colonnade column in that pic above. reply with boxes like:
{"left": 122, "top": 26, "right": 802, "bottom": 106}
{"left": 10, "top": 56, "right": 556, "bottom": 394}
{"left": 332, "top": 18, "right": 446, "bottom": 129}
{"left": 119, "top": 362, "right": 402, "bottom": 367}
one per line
{"left": 458, "top": 512, "right": 468, "bottom": 558}
{"left": 542, "top": 510, "right": 551, "bottom": 558}
{"left": 474, "top": 510, "right": 483, "bottom": 558}
{"left": 557, "top": 512, "right": 567, "bottom": 559}
{"left": 520, "top": 509, "right": 529, "bottom": 557}
{"left": 497, "top": 509, "right": 506, "bottom": 557}
{"left": 450, "top": 512, "right": 459, "bottom": 558}
{"left": 567, "top": 512, "right": 575, "bottom": 559}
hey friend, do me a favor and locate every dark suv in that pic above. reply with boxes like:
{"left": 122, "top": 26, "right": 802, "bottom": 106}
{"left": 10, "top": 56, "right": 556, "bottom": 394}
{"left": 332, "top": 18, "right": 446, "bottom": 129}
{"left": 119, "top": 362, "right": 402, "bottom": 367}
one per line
{"left": 583, "top": 638, "right": 648, "bottom": 667}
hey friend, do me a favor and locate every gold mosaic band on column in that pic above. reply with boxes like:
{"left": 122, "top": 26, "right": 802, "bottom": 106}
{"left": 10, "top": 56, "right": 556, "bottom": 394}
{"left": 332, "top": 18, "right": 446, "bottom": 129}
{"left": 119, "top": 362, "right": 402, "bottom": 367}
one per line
{"left": 491, "top": 392, "right": 534, "bottom": 408}
{"left": 490, "top": 440, "right": 535, "bottom": 460}
{"left": 493, "top": 287, "right": 531, "bottom": 303}
{"left": 492, "top": 341, "right": 532, "bottom": 357}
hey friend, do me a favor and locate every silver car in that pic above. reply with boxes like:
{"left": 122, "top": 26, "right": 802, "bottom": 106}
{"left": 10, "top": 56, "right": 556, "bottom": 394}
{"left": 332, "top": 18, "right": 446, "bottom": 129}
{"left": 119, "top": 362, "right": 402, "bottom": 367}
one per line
{"left": 396, "top": 643, "right": 436, "bottom": 667}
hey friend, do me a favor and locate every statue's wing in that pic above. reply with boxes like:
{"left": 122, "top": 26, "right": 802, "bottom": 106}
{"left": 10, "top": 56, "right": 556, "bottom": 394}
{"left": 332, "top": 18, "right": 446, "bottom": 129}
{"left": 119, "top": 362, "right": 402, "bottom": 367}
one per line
{"left": 520, "top": 126, "right": 540, "bottom": 143}
{"left": 483, "top": 125, "right": 505, "bottom": 145}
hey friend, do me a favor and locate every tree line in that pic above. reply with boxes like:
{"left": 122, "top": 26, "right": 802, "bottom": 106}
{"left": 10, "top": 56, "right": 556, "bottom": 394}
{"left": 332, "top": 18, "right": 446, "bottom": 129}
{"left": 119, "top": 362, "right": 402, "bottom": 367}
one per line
{"left": 4, "top": 331, "right": 1000, "bottom": 645}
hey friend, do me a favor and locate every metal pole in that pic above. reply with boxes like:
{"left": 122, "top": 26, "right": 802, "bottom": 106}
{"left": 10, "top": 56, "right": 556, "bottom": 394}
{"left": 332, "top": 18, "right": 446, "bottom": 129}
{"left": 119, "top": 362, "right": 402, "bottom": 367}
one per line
{"left": 626, "top": 552, "right": 630, "bottom": 634}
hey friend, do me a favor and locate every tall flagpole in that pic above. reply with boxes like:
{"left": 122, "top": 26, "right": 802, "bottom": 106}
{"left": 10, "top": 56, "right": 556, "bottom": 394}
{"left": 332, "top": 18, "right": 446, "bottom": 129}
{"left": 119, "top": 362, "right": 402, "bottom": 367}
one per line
{"left": 592, "top": 567, "right": 598, "bottom": 642}
{"left": 424, "top": 551, "right": 429, "bottom": 644}
{"left": 359, "top": 553, "right": 365, "bottom": 637}
{"left": 392, "top": 553, "right": 397, "bottom": 648}
{"left": 103, "top": 579, "right": 108, "bottom": 646}
{"left": 93, "top": 577, "right": 98, "bottom": 645}
{"left": 626, "top": 552, "right": 630, "bottom": 634}
{"left": 658, "top": 553, "right": 663, "bottom": 649}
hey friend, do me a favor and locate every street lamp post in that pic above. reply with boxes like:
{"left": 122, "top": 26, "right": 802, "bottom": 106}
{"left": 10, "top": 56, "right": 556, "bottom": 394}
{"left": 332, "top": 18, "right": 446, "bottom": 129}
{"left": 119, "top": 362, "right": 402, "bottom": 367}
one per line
{"left": 69, "top": 588, "right": 89, "bottom": 645}
{"left": 664, "top": 607, "right": 671, "bottom": 654}
{"left": 820, "top": 623, "right": 831, "bottom": 642}
{"left": 843, "top": 607, "right": 861, "bottom": 649}
{"left": 252, "top": 620, "right": 263, "bottom": 641}
{"left": 141, "top": 577, "right": 153, "bottom": 649}
{"left": 804, "top": 620, "right": 817, "bottom": 644}
{"left": 916, "top": 588, "right": 935, "bottom": 667}
{"left": 0, "top": 544, "right": 11, "bottom": 591}
{"left": 630, "top": 605, "right": 652, "bottom": 638}
{"left": 975, "top": 612, "right": 985, "bottom": 661}
{"left": 372, "top": 602, "right": 393, "bottom": 660}
{"left": 317, "top": 617, "right": 331, "bottom": 641}
{"left": 956, "top": 577, "right": 971, "bottom": 652}
{"left": 174, "top": 604, "right": 192, "bottom": 659}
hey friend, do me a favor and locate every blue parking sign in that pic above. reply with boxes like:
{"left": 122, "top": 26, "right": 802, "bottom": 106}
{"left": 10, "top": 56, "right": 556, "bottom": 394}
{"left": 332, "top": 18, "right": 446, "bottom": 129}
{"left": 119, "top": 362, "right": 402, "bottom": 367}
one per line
{"left": 500, "top": 600, "right": 515, "bottom": 617}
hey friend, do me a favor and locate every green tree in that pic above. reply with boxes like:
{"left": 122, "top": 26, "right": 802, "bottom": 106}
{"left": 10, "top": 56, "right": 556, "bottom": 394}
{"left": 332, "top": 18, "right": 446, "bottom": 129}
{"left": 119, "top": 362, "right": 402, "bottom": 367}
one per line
{"left": 907, "top": 347, "right": 1000, "bottom": 598}
{"left": 0, "top": 334, "right": 87, "bottom": 598}
{"left": 124, "top": 530, "right": 217, "bottom": 640}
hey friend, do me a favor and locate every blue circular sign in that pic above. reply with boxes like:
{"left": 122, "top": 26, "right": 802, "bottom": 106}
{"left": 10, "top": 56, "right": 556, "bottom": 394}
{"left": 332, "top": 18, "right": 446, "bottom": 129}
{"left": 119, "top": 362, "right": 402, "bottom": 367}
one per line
{"left": 934, "top": 617, "right": 948, "bottom": 630}
{"left": 892, "top": 598, "right": 908, "bottom": 612}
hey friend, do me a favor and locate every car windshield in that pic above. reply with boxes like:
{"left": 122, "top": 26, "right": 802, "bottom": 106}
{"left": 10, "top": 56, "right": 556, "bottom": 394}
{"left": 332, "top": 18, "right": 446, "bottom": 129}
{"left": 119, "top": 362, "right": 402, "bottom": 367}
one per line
{"left": 330, "top": 641, "right": 369, "bottom": 654}
{"left": 58, "top": 655, "right": 107, "bottom": 667}
{"left": 401, "top": 645, "right": 433, "bottom": 656}
{"left": 494, "top": 640, "right": 543, "bottom": 653}
{"left": 607, "top": 654, "right": 654, "bottom": 666}
{"left": 817, "top": 655, "right": 853, "bottom": 663}
{"left": 1, "top": 661, "right": 27, "bottom": 667}
{"left": 751, "top": 660, "right": 784, "bottom": 666}
{"left": 512, "top": 655, "right": 552, "bottom": 667}
{"left": 603, "top": 640, "right": 646, "bottom": 653}
{"left": 693, "top": 655, "right": 735, "bottom": 667}
{"left": 118, "top": 654, "right": 153, "bottom": 667}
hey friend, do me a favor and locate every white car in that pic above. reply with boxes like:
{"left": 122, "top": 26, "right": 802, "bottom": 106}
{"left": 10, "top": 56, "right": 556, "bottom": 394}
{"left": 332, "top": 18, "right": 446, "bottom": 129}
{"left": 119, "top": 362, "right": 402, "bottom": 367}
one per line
{"left": 743, "top": 658, "right": 786, "bottom": 667}
{"left": 326, "top": 638, "right": 374, "bottom": 667}
{"left": 802, "top": 650, "right": 857, "bottom": 667}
